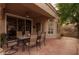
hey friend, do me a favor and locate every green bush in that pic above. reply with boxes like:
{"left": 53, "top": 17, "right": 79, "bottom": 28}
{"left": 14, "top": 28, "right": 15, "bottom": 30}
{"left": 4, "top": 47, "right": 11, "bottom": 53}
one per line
{"left": 0, "top": 33, "right": 6, "bottom": 48}
{"left": 0, "top": 34, "right": 1, "bottom": 47}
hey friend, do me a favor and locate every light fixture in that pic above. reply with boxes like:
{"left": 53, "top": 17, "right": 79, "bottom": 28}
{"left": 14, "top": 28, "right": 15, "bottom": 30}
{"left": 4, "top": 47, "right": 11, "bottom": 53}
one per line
{"left": 26, "top": 15, "right": 30, "bottom": 18}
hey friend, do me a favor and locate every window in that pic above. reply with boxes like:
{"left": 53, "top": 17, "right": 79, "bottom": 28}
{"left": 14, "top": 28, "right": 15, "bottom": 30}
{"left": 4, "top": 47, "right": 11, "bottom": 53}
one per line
{"left": 26, "top": 20, "right": 31, "bottom": 33}
{"left": 48, "top": 19, "right": 53, "bottom": 34}
{"left": 7, "top": 16, "right": 17, "bottom": 31}
{"left": 7, "top": 15, "right": 32, "bottom": 34}
{"left": 18, "top": 18, "right": 25, "bottom": 31}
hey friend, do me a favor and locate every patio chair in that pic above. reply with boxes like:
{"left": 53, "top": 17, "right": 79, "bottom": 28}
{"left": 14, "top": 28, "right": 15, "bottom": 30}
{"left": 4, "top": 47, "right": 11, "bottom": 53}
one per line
{"left": 25, "top": 34, "right": 37, "bottom": 54}
{"left": 43, "top": 32, "right": 46, "bottom": 45}
{"left": 16, "top": 31, "right": 22, "bottom": 46}
{"left": 0, "top": 33, "right": 6, "bottom": 48}
{"left": 20, "top": 35, "right": 30, "bottom": 52}
{"left": 42, "top": 32, "right": 46, "bottom": 46}
{"left": 30, "top": 35, "right": 37, "bottom": 47}
{"left": 25, "top": 31, "right": 31, "bottom": 37}
{"left": 25, "top": 37, "right": 30, "bottom": 54}
{"left": 5, "top": 35, "right": 18, "bottom": 55}
{"left": 36, "top": 34, "right": 42, "bottom": 48}
{"left": 16, "top": 31, "right": 22, "bottom": 38}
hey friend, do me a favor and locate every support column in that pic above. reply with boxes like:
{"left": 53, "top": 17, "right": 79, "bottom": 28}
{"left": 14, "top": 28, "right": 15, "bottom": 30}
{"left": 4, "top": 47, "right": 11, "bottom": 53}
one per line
{"left": 41, "top": 19, "right": 48, "bottom": 38}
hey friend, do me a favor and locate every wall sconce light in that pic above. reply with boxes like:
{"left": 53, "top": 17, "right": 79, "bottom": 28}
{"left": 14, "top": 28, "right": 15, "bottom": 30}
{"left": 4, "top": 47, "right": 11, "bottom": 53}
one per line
{"left": 33, "top": 25, "right": 35, "bottom": 28}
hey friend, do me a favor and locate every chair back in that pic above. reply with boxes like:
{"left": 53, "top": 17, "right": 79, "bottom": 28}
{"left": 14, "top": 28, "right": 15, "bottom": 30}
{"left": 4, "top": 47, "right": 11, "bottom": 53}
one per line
{"left": 30, "top": 35, "right": 37, "bottom": 42}
{"left": 44, "top": 32, "right": 46, "bottom": 40}
{"left": 43, "top": 32, "right": 46, "bottom": 45}
{"left": 25, "top": 31, "right": 31, "bottom": 37}
{"left": 27, "top": 34, "right": 37, "bottom": 46}
{"left": 41, "top": 32, "right": 44, "bottom": 40}
{"left": 36, "top": 32, "right": 42, "bottom": 43}
{"left": 16, "top": 31, "right": 22, "bottom": 38}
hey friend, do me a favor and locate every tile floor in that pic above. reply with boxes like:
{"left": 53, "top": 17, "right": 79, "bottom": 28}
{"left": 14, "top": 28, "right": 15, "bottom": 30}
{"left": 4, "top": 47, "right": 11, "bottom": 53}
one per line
{"left": 4, "top": 37, "right": 79, "bottom": 55}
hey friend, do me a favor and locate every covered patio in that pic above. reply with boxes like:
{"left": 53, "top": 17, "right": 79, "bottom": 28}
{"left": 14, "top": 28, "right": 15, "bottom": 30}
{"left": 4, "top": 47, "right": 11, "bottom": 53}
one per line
{"left": 0, "top": 3, "right": 59, "bottom": 55}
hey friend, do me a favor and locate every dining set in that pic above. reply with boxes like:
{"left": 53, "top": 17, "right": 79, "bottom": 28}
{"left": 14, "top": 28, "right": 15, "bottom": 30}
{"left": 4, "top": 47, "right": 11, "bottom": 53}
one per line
{"left": 0, "top": 31, "right": 46, "bottom": 55}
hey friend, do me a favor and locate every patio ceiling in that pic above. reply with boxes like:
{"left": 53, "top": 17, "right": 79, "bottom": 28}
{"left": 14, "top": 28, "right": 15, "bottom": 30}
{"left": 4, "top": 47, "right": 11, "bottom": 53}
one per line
{"left": 5, "top": 3, "right": 52, "bottom": 19}
{"left": 22, "top": 3, "right": 53, "bottom": 18}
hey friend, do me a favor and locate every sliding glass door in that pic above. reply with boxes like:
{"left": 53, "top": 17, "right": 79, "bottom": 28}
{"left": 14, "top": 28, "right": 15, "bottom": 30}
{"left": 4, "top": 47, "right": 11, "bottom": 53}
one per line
{"left": 26, "top": 20, "right": 31, "bottom": 33}
{"left": 6, "top": 15, "right": 32, "bottom": 36}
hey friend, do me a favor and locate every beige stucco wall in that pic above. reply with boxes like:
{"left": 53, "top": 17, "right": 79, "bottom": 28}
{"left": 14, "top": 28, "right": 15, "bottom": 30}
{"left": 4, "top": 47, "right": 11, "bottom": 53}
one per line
{"left": 32, "top": 18, "right": 49, "bottom": 38}
{"left": 34, "top": 4, "right": 59, "bottom": 38}
{"left": 32, "top": 18, "right": 47, "bottom": 34}
{"left": 32, "top": 18, "right": 59, "bottom": 39}
{"left": 43, "top": 18, "right": 59, "bottom": 39}
{"left": 0, "top": 17, "right": 5, "bottom": 34}
{"left": 32, "top": 19, "right": 40, "bottom": 34}
{"left": 0, "top": 5, "right": 6, "bottom": 34}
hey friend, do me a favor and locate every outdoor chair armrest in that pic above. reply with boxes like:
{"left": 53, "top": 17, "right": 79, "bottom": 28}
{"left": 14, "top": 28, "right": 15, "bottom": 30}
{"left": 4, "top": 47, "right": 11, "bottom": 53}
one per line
{"left": 7, "top": 39, "right": 18, "bottom": 43}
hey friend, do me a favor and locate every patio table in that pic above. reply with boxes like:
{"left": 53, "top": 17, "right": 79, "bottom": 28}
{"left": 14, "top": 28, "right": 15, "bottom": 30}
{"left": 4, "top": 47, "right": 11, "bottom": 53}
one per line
{"left": 17, "top": 36, "right": 30, "bottom": 51}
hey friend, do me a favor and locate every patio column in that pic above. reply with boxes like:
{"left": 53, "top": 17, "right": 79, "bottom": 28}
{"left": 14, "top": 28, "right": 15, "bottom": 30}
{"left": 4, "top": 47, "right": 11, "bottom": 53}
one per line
{"left": 0, "top": 4, "right": 5, "bottom": 34}
{"left": 52, "top": 18, "right": 58, "bottom": 38}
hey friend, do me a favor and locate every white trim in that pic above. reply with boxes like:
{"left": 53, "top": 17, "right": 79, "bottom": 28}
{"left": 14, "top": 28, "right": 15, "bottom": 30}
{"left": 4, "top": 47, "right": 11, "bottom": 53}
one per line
{"left": 16, "top": 18, "right": 18, "bottom": 31}
{"left": 31, "top": 19, "right": 34, "bottom": 34}
{"left": 5, "top": 13, "right": 33, "bottom": 21}
{"left": 5, "top": 13, "right": 26, "bottom": 19}
{"left": 5, "top": 13, "right": 7, "bottom": 33}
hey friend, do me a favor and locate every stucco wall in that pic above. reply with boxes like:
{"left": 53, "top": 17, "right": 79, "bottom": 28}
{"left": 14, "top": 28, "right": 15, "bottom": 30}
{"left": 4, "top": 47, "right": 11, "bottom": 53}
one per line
{"left": 0, "top": 5, "right": 6, "bottom": 34}
{"left": 0, "top": 18, "right": 5, "bottom": 34}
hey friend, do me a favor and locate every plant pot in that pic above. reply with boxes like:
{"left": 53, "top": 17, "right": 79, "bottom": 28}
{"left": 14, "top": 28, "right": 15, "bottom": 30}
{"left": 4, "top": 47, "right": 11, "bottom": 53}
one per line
{"left": 0, "top": 48, "right": 4, "bottom": 55}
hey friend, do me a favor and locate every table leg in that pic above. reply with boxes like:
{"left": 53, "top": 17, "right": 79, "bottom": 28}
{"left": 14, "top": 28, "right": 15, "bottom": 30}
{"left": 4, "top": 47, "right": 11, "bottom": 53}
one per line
{"left": 22, "top": 40, "right": 25, "bottom": 52}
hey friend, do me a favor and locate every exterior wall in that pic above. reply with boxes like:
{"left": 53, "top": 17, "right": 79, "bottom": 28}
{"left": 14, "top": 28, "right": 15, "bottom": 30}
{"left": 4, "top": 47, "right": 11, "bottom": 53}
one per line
{"left": 34, "top": 3, "right": 59, "bottom": 38}
{"left": 0, "top": 4, "right": 6, "bottom": 34}
{"left": 0, "top": 17, "right": 5, "bottom": 34}
{"left": 32, "top": 18, "right": 45, "bottom": 34}
{"left": 42, "top": 18, "right": 59, "bottom": 39}
{"left": 32, "top": 19, "right": 40, "bottom": 34}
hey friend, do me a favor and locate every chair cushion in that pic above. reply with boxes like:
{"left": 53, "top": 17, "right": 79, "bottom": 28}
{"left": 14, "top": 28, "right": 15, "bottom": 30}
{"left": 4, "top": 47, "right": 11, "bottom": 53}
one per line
{"left": 30, "top": 41, "right": 36, "bottom": 46}
{"left": 26, "top": 43, "right": 29, "bottom": 46}
{"left": 8, "top": 42, "right": 17, "bottom": 46}
{"left": 8, "top": 40, "right": 17, "bottom": 43}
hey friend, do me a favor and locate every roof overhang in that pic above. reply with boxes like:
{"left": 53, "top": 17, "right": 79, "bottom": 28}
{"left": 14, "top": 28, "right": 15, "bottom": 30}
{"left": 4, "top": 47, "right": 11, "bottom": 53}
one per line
{"left": 2, "top": 3, "right": 58, "bottom": 19}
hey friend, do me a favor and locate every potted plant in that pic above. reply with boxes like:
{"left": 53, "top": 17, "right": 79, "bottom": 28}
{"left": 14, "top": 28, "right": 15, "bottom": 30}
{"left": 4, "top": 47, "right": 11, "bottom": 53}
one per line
{"left": 0, "top": 34, "right": 4, "bottom": 55}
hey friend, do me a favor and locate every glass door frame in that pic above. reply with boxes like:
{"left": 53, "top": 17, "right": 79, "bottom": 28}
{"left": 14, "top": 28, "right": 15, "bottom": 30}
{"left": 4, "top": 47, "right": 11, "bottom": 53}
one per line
{"left": 5, "top": 13, "right": 32, "bottom": 34}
